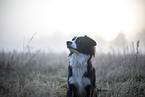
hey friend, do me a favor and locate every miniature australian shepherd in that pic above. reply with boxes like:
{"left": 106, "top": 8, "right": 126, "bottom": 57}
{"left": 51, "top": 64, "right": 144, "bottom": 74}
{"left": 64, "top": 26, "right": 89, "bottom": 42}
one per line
{"left": 66, "top": 35, "right": 97, "bottom": 97}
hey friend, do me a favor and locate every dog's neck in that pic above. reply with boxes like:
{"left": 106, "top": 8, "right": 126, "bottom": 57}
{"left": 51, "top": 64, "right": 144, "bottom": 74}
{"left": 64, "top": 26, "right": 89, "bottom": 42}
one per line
{"left": 69, "top": 53, "right": 90, "bottom": 68}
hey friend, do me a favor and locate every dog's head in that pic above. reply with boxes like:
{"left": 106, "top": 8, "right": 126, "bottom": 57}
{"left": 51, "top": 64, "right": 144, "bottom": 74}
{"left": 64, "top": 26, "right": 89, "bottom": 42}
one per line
{"left": 66, "top": 35, "right": 97, "bottom": 56}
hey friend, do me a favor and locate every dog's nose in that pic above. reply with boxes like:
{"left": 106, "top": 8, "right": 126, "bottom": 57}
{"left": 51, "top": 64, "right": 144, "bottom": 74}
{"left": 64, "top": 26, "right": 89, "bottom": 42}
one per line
{"left": 67, "top": 41, "right": 72, "bottom": 45}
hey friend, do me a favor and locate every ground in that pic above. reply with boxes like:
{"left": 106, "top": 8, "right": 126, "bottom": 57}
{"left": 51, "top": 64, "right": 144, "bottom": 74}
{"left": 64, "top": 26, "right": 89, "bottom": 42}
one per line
{"left": 0, "top": 48, "right": 145, "bottom": 97}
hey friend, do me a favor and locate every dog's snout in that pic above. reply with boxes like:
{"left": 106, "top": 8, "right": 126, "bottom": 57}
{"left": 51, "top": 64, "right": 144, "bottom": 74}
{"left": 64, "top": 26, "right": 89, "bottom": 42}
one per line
{"left": 67, "top": 41, "right": 72, "bottom": 45}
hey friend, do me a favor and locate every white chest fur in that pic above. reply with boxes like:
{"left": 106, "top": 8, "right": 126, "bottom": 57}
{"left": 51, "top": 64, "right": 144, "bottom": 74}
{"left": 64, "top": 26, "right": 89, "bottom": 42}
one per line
{"left": 68, "top": 53, "right": 91, "bottom": 94}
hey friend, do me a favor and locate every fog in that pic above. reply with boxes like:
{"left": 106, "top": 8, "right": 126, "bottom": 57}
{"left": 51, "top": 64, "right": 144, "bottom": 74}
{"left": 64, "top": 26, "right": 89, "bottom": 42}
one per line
{"left": 0, "top": 0, "right": 145, "bottom": 53}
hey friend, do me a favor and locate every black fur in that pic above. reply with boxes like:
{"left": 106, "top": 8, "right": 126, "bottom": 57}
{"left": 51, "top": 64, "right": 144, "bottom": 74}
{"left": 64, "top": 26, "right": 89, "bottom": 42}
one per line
{"left": 75, "top": 36, "right": 96, "bottom": 56}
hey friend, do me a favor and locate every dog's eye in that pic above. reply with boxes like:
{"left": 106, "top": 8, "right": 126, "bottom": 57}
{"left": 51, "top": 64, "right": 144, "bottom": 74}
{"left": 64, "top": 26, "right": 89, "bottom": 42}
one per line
{"left": 77, "top": 39, "right": 81, "bottom": 43}
{"left": 72, "top": 37, "right": 77, "bottom": 41}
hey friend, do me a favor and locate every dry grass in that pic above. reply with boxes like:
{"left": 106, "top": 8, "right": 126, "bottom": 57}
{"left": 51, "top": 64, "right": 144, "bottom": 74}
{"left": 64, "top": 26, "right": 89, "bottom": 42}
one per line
{"left": 0, "top": 46, "right": 145, "bottom": 97}
{"left": 0, "top": 51, "right": 68, "bottom": 97}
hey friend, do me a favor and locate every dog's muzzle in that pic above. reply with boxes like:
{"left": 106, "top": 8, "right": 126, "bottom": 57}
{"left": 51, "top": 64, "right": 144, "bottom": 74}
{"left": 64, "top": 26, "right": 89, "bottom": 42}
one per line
{"left": 66, "top": 41, "right": 72, "bottom": 48}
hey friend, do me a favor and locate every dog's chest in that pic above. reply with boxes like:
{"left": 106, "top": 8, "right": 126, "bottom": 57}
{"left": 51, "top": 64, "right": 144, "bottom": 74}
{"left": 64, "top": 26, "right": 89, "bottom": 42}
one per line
{"left": 69, "top": 53, "right": 89, "bottom": 76}
{"left": 68, "top": 53, "right": 91, "bottom": 94}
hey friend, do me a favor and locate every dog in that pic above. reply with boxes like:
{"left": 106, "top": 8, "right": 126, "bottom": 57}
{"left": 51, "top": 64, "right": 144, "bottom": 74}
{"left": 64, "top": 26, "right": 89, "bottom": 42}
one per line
{"left": 66, "top": 35, "right": 97, "bottom": 97}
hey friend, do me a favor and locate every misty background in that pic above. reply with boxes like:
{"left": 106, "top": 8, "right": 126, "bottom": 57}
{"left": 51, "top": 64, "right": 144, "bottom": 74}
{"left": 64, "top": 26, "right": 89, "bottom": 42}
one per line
{"left": 0, "top": 0, "right": 145, "bottom": 53}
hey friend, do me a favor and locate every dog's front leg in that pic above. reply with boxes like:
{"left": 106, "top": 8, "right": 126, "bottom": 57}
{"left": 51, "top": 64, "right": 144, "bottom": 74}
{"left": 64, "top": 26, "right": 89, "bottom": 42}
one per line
{"left": 67, "top": 84, "right": 77, "bottom": 97}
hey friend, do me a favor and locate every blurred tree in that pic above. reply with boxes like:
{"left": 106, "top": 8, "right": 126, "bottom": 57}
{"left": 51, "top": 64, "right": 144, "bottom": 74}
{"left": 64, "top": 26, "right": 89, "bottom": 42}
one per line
{"left": 110, "top": 32, "right": 128, "bottom": 49}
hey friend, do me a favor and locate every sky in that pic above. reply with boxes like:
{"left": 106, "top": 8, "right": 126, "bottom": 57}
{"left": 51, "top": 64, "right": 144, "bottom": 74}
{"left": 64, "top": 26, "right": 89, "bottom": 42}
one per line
{"left": 0, "top": 0, "right": 145, "bottom": 53}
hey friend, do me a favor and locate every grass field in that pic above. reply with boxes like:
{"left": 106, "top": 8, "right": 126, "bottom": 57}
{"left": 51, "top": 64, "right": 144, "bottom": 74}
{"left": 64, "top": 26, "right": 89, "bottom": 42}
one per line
{"left": 0, "top": 44, "right": 145, "bottom": 97}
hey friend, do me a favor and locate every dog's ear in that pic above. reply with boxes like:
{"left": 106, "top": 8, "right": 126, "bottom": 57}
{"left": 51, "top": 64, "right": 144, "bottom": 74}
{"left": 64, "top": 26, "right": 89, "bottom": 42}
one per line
{"left": 84, "top": 35, "right": 97, "bottom": 46}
